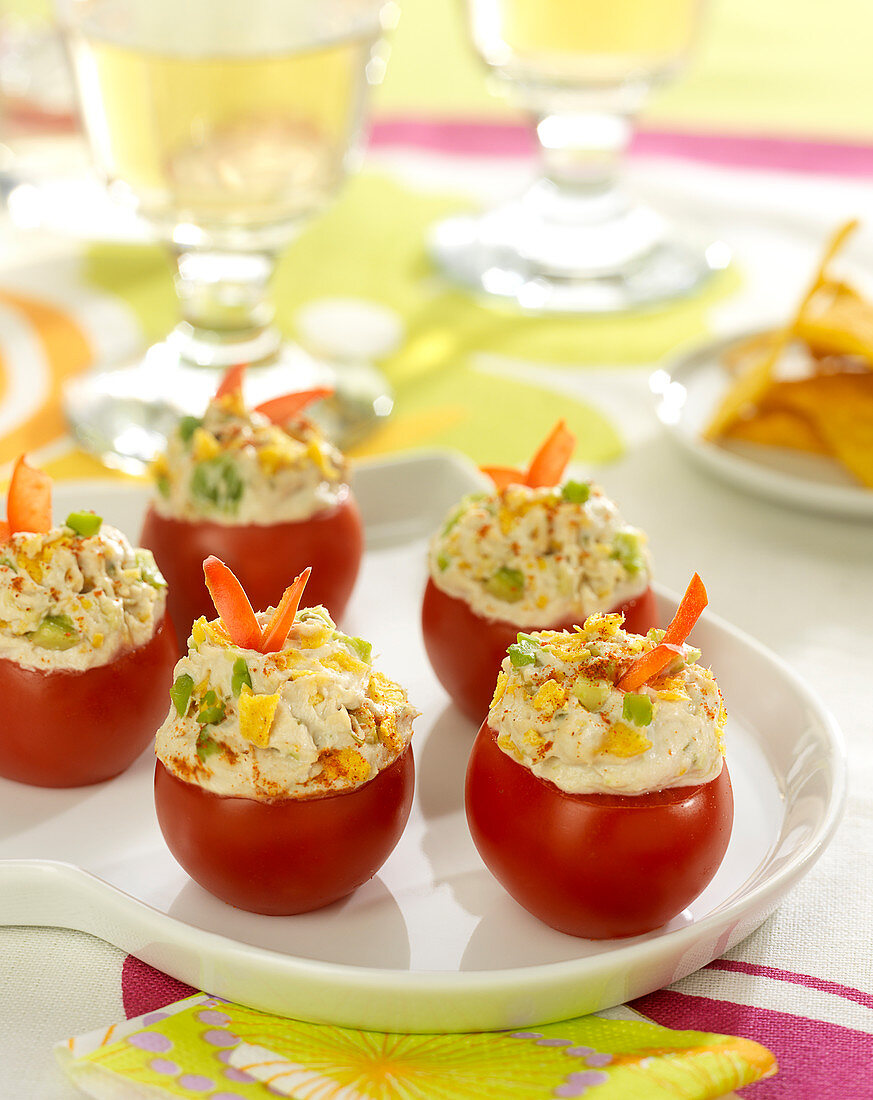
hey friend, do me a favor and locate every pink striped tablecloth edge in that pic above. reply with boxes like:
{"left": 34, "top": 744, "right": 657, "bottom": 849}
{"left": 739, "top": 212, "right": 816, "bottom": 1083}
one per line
{"left": 370, "top": 116, "right": 873, "bottom": 177}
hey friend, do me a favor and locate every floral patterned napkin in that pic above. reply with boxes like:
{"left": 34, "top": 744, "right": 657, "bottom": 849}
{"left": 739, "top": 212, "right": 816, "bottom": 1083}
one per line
{"left": 57, "top": 991, "right": 776, "bottom": 1099}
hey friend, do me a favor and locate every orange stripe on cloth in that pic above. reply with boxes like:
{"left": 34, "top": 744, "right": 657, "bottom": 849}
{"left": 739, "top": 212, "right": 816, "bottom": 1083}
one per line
{"left": 0, "top": 289, "right": 92, "bottom": 464}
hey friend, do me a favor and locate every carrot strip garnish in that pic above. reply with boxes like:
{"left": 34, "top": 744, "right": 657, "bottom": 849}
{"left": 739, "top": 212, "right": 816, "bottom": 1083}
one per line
{"left": 0, "top": 520, "right": 9, "bottom": 543}
{"left": 480, "top": 465, "right": 525, "bottom": 491}
{"left": 617, "top": 573, "right": 708, "bottom": 692}
{"left": 215, "top": 363, "right": 247, "bottom": 399}
{"left": 261, "top": 568, "right": 312, "bottom": 653}
{"left": 254, "top": 387, "right": 332, "bottom": 424}
{"left": 202, "top": 556, "right": 263, "bottom": 650}
{"left": 7, "top": 455, "right": 52, "bottom": 534}
{"left": 525, "top": 419, "right": 576, "bottom": 488}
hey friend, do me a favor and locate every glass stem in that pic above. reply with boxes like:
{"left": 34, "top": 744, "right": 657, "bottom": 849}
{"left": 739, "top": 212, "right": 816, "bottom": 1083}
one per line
{"left": 532, "top": 106, "right": 636, "bottom": 224}
{"left": 169, "top": 247, "right": 282, "bottom": 369}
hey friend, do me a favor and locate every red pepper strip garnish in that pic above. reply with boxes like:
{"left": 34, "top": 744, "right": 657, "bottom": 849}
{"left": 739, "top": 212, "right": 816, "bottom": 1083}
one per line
{"left": 202, "top": 556, "right": 263, "bottom": 651}
{"left": 7, "top": 455, "right": 52, "bottom": 534}
{"left": 525, "top": 419, "right": 576, "bottom": 488}
{"left": 261, "top": 568, "right": 312, "bottom": 653}
{"left": 215, "top": 363, "right": 247, "bottom": 399}
{"left": 0, "top": 520, "right": 10, "bottom": 543}
{"left": 480, "top": 465, "right": 525, "bottom": 491}
{"left": 616, "top": 573, "right": 708, "bottom": 692}
{"left": 254, "top": 387, "right": 333, "bottom": 424}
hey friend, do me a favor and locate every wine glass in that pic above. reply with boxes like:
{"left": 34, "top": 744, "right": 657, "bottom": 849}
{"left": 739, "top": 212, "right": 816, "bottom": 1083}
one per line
{"left": 431, "top": 0, "right": 728, "bottom": 313}
{"left": 56, "top": 0, "right": 394, "bottom": 470}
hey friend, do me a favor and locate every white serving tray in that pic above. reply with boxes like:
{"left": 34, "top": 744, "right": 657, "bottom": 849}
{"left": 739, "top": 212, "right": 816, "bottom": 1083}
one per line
{"left": 0, "top": 451, "right": 846, "bottom": 1033}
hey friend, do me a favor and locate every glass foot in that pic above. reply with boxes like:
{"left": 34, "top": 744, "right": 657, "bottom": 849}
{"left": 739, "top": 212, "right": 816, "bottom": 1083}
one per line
{"left": 430, "top": 198, "right": 730, "bottom": 314}
{"left": 64, "top": 341, "right": 394, "bottom": 473}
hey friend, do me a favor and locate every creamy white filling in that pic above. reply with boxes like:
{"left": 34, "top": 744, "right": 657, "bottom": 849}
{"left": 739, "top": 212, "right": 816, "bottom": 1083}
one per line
{"left": 152, "top": 396, "right": 349, "bottom": 525}
{"left": 155, "top": 606, "right": 417, "bottom": 800}
{"left": 0, "top": 525, "right": 166, "bottom": 672}
{"left": 487, "top": 619, "right": 726, "bottom": 795}
{"left": 428, "top": 484, "right": 651, "bottom": 627}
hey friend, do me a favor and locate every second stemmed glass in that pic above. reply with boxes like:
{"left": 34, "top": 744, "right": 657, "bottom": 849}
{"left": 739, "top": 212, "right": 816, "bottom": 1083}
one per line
{"left": 431, "top": 0, "right": 728, "bottom": 314}
{"left": 57, "top": 0, "right": 394, "bottom": 470}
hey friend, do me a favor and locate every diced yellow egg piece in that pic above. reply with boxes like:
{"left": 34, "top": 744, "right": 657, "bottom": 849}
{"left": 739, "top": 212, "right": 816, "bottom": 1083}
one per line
{"left": 523, "top": 728, "right": 546, "bottom": 749}
{"left": 297, "top": 626, "right": 333, "bottom": 650}
{"left": 80, "top": 597, "right": 92, "bottom": 610}
{"left": 498, "top": 507, "right": 514, "bottom": 535}
{"left": 536, "top": 595, "right": 549, "bottom": 609}
{"left": 192, "top": 427, "right": 221, "bottom": 461}
{"left": 497, "top": 732, "right": 524, "bottom": 762}
{"left": 324, "top": 650, "right": 365, "bottom": 674}
{"left": 367, "top": 670, "right": 407, "bottom": 707}
{"left": 490, "top": 670, "right": 508, "bottom": 710}
{"left": 311, "top": 691, "right": 325, "bottom": 706}
{"left": 218, "top": 391, "right": 246, "bottom": 417}
{"left": 92, "top": 633, "right": 103, "bottom": 648}
{"left": 238, "top": 688, "right": 280, "bottom": 748}
{"left": 378, "top": 710, "right": 404, "bottom": 752}
{"left": 306, "top": 439, "right": 336, "bottom": 478}
{"left": 191, "top": 617, "right": 209, "bottom": 647}
{"left": 319, "top": 747, "right": 371, "bottom": 784}
{"left": 257, "top": 435, "right": 300, "bottom": 475}
{"left": 601, "top": 722, "right": 652, "bottom": 758}
{"left": 149, "top": 453, "right": 169, "bottom": 479}
{"left": 532, "top": 679, "right": 568, "bottom": 717}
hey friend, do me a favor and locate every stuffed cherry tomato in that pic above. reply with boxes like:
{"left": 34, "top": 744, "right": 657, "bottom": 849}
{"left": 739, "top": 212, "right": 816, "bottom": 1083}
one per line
{"left": 154, "top": 558, "right": 417, "bottom": 915}
{"left": 465, "top": 575, "right": 734, "bottom": 938}
{"left": 142, "top": 366, "right": 362, "bottom": 644}
{"left": 0, "top": 456, "right": 177, "bottom": 787}
{"left": 422, "top": 421, "right": 657, "bottom": 722}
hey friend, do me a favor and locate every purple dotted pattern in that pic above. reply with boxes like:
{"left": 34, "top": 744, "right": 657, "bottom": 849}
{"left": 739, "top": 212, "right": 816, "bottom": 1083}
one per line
{"left": 177, "top": 1074, "right": 214, "bottom": 1092}
{"left": 127, "top": 1032, "right": 173, "bottom": 1054}
{"left": 148, "top": 1058, "right": 179, "bottom": 1076}
{"left": 506, "top": 1028, "right": 614, "bottom": 1097}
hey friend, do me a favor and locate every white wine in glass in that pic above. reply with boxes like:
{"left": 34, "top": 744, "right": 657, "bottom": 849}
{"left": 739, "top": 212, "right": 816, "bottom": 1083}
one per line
{"left": 59, "top": 0, "right": 392, "bottom": 469}
{"left": 432, "top": 0, "right": 727, "bottom": 313}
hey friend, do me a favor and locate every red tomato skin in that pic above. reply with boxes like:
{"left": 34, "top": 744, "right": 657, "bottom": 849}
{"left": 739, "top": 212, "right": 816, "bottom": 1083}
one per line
{"left": 140, "top": 495, "right": 363, "bottom": 644}
{"left": 154, "top": 746, "right": 415, "bottom": 915}
{"left": 422, "top": 581, "right": 657, "bottom": 723}
{"left": 0, "top": 614, "right": 178, "bottom": 788}
{"left": 466, "top": 722, "right": 733, "bottom": 939}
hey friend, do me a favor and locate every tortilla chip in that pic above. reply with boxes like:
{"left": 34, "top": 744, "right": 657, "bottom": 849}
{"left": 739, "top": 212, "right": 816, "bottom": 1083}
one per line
{"left": 796, "top": 281, "right": 873, "bottom": 365}
{"left": 723, "top": 407, "right": 830, "bottom": 454}
{"left": 759, "top": 373, "right": 873, "bottom": 487}
{"left": 705, "top": 220, "right": 861, "bottom": 440}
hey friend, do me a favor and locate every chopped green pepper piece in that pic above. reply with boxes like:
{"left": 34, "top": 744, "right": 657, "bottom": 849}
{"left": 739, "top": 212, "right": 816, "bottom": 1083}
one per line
{"left": 196, "top": 730, "right": 222, "bottom": 762}
{"left": 611, "top": 531, "right": 646, "bottom": 577}
{"left": 683, "top": 646, "right": 702, "bottom": 666}
{"left": 178, "top": 415, "right": 202, "bottom": 444}
{"left": 561, "top": 480, "right": 590, "bottom": 504}
{"left": 346, "top": 636, "right": 372, "bottom": 663}
{"left": 135, "top": 549, "right": 167, "bottom": 589}
{"left": 156, "top": 475, "right": 170, "bottom": 499}
{"left": 28, "top": 613, "right": 79, "bottom": 650}
{"left": 197, "top": 689, "right": 226, "bottom": 727}
{"left": 622, "top": 692, "right": 654, "bottom": 726}
{"left": 436, "top": 551, "right": 451, "bottom": 572}
{"left": 191, "top": 455, "right": 244, "bottom": 515}
{"left": 485, "top": 566, "right": 525, "bottom": 603}
{"left": 65, "top": 511, "right": 102, "bottom": 537}
{"left": 508, "top": 632, "right": 540, "bottom": 667}
{"left": 0, "top": 557, "right": 16, "bottom": 573}
{"left": 170, "top": 673, "right": 195, "bottom": 717}
{"left": 231, "top": 657, "right": 252, "bottom": 697}
{"left": 571, "top": 675, "right": 611, "bottom": 710}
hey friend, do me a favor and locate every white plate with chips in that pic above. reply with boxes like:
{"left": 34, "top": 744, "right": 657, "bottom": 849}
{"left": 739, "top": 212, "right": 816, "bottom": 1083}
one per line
{"left": 0, "top": 451, "right": 847, "bottom": 1032}
{"left": 652, "top": 331, "right": 873, "bottom": 520}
